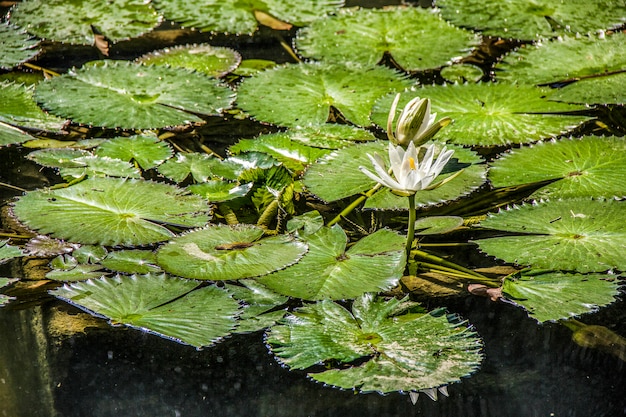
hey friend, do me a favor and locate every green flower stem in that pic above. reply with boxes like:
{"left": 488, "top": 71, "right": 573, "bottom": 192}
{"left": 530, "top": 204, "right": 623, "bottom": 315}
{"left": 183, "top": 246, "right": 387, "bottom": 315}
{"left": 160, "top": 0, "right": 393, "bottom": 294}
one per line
{"left": 411, "top": 248, "right": 488, "bottom": 280}
{"left": 406, "top": 193, "right": 416, "bottom": 261}
{"left": 327, "top": 183, "right": 382, "bottom": 227}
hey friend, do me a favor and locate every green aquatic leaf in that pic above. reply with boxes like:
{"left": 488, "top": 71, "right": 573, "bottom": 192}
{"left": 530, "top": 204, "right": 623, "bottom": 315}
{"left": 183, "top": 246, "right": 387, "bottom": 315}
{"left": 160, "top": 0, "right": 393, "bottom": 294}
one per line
{"left": 95, "top": 135, "right": 173, "bottom": 170}
{"left": 437, "top": 0, "right": 626, "bottom": 40}
{"left": 152, "top": 0, "right": 344, "bottom": 35}
{"left": 46, "top": 264, "right": 106, "bottom": 281}
{"left": 0, "top": 240, "right": 24, "bottom": 264}
{"left": 489, "top": 136, "right": 626, "bottom": 199}
{"left": 26, "top": 148, "right": 92, "bottom": 168}
{"left": 100, "top": 250, "right": 162, "bottom": 274}
{"left": 138, "top": 44, "right": 241, "bottom": 78}
{"left": 0, "top": 22, "right": 40, "bottom": 70}
{"left": 258, "top": 226, "right": 406, "bottom": 300}
{"left": 266, "top": 294, "right": 483, "bottom": 393}
{"left": 34, "top": 61, "right": 235, "bottom": 129}
{"left": 440, "top": 64, "right": 484, "bottom": 84}
{"left": 295, "top": 6, "right": 479, "bottom": 72}
{"left": 237, "top": 62, "right": 412, "bottom": 128}
{"left": 285, "top": 125, "right": 377, "bottom": 149}
{"left": 58, "top": 155, "right": 142, "bottom": 180}
{"left": 502, "top": 271, "right": 621, "bottom": 323}
{"left": 415, "top": 216, "right": 464, "bottom": 235}
{"left": 496, "top": 33, "right": 626, "bottom": 85}
{"left": 0, "top": 122, "right": 34, "bottom": 147}
{"left": 0, "top": 81, "right": 67, "bottom": 132}
{"left": 475, "top": 199, "right": 626, "bottom": 272}
{"left": 370, "top": 85, "right": 589, "bottom": 146}
{"left": 51, "top": 274, "right": 241, "bottom": 348}
{"left": 225, "top": 280, "right": 289, "bottom": 333}
{"left": 10, "top": 0, "right": 161, "bottom": 44}
{"left": 0, "top": 278, "right": 18, "bottom": 306}
{"left": 548, "top": 72, "right": 626, "bottom": 105}
{"left": 156, "top": 224, "right": 308, "bottom": 280}
{"left": 158, "top": 152, "right": 231, "bottom": 183}
{"left": 188, "top": 180, "right": 253, "bottom": 203}
{"left": 12, "top": 177, "right": 211, "bottom": 246}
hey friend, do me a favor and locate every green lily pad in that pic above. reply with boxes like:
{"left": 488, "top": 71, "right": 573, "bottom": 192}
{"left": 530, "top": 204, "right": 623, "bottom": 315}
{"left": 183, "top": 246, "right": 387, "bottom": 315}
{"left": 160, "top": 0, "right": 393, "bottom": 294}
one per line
{"left": 286, "top": 125, "right": 377, "bottom": 149}
{"left": 0, "top": 122, "right": 34, "bottom": 147}
{"left": 137, "top": 44, "right": 241, "bottom": 78}
{"left": 46, "top": 264, "right": 106, "bottom": 282}
{"left": 489, "top": 136, "right": 626, "bottom": 199}
{"left": 258, "top": 226, "right": 405, "bottom": 300}
{"left": 158, "top": 152, "right": 229, "bottom": 183}
{"left": 51, "top": 274, "right": 240, "bottom": 348}
{"left": 10, "top": 0, "right": 161, "bottom": 45}
{"left": 286, "top": 210, "right": 325, "bottom": 237}
{"left": 370, "top": 85, "right": 590, "bottom": 146}
{"left": 156, "top": 224, "right": 308, "bottom": 280}
{"left": 72, "top": 245, "right": 108, "bottom": 264}
{"left": 58, "top": 155, "right": 142, "bottom": 180}
{"left": 1, "top": 81, "right": 67, "bottom": 132}
{"left": 12, "top": 177, "right": 211, "bottom": 246}
{"left": 225, "top": 279, "right": 289, "bottom": 333}
{"left": 475, "top": 199, "right": 626, "bottom": 272}
{"left": 548, "top": 72, "right": 626, "bottom": 105}
{"left": 496, "top": 33, "right": 626, "bottom": 85}
{"left": 295, "top": 6, "right": 479, "bottom": 72}
{"left": 0, "top": 240, "right": 24, "bottom": 264}
{"left": 34, "top": 61, "right": 235, "bottom": 129}
{"left": 188, "top": 180, "right": 253, "bottom": 202}
{"left": 95, "top": 135, "right": 173, "bottom": 170}
{"left": 266, "top": 294, "right": 483, "bottom": 393}
{"left": 237, "top": 62, "right": 412, "bottom": 128}
{"left": 26, "top": 148, "right": 92, "bottom": 169}
{"left": 0, "top": 22, "right": 40, "bottom": 70}
{"left": 502, "top": 270, "right": 621, "bottom": 323}
{"left": 152, "top": 0, "right": 344, "bottom": 35}
{"left": 100, "top": 250, "right": 162, "bottom": 274}
{"left": 440, "top": 64, "right": 484, "bottom": 84}
{"left": 0, "top": 278, "right": 18, "bottom": 307}
{"left": 415, "top": 216, "right": 464, "bottom": 235}
{"left": 437, "top": 0, "right": 626, "bottom": 40}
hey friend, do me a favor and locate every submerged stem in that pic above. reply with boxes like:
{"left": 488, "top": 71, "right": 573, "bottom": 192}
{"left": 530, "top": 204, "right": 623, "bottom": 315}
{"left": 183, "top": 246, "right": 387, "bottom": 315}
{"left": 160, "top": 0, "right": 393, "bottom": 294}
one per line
{"left": 326, "top": 183, "right": 382, "bottom": 227}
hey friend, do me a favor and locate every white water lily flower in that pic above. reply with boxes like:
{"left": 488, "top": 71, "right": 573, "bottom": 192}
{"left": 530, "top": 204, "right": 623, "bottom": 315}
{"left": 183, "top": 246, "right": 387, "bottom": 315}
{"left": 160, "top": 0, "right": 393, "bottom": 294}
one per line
{"left": 387, "top": 93, "right": 451, "bottom": 148}
{"left": 359, "top": 142, "right": 455, "bottom": 196}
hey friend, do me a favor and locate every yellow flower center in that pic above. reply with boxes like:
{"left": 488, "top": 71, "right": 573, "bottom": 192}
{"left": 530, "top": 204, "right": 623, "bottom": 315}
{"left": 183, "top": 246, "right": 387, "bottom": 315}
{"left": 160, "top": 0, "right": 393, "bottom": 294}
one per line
{"left": 409, "top": 157, "right": 416, "bottom": 170}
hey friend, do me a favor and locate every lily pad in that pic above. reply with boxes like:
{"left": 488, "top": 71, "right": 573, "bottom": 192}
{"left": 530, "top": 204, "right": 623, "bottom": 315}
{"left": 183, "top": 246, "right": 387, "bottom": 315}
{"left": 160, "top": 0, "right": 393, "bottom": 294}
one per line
{"left": 152, "top": 0, "right": 344, "bottom": 35}
{"left": 0, "top": 278, "right": 18, "bottom": 307}
{"left": 475, "top": 199, "right": 626, "bottom": 272}
{"left": 295, "top": 6, "right": 479, "bottom": 72}
{"left": 370, "top": 85, "right": 590, "bottom": 146}
{"left": 188, "top": 181, "right": 253, "bottom": 203}
{"left": 548, "top": 72, "right": 626, "bottom": 105}
{"left": 95, "top": 135, "right": 173, "bottom": 170}
{"left": 0, "top": 22, "right": 40, "bottom": 70}
{"left": 137, "top": 44, "right": 242, "bottom": 78}
{"left": 100, "top": 250, "right": 162, "bottom": 274}
{"left": 0, "top": 122, "right": 34, "bottom": 147}
{"left": 225, "top": 279, "right": 289, "bottom": 333}
{"left": 12, "top": 177, "right": 211, "bottom": 246}
{"left": 237, "top": 62, "right": 412, "bottom": 128}
{"left": 34, "top": 61, "right": 235, "bottom": 129}
{"left": 158, "top": 152, "right": 229, "bottom": 183}
{"left": 502, "top": 270, "right": 621, "bottom": 323}
{"left": 415, "top": 216, "right": 464, "bottom": 235}
{"left": 437, "top": 0, "right": 626, "bottom": 40}
{"left": 266, "top": 293, "right": 483, "bottom": 393}
{"left": 1, "top": 81, "right": 67, "bottom": 132}
{"left": 26, "top": 148, "right": 92, "bottom": 169}
{"left": 10, "top": 0, "right": 161, "bottom": 45}
{"left": 488, "top": 136, "right": 626, "bottom": 199}
{"left": 0, "top": 240, "right": 24, "bottom": 264}
{"left": 58, "top": 155, "right": 142, "bottom": 180}
{"left": 46, "top": 264, "right": 106, "bottom": 282}
{"left": 258, "top": 226, "right": 406, "bottom": 300}
{"left": 156, "top": 224, "right": 308, "bottom": 280}
{"left": 51, "top": 274, "right": 240, "bottom": 348}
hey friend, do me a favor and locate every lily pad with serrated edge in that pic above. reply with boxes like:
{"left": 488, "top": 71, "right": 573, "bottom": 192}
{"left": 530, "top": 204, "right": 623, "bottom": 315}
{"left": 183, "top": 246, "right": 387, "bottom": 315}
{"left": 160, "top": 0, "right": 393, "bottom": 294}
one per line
{"left": 0, "top": 240, "right": 24, "bottom": 264}
{"left": 158, "top": 152, "right": 235, "bottom": 183}
{"left": 295, "top": 6, "right": 480, "bottom": 72}
{"left": 9, "top": 0, "right": 161, "bottom": 45}
{"left": 415, "top": 216, "right": 464, "bottom": 235}
{"left": 502, "top": 270, "right": 621, "bottom": 323}
{"left": 137, "top": 44, "right": 242, "bottom": 78}
{"left": 266, "top": 293, "right": 483, "bottom": 393}
{"left": 441, "top": 64, "right": 484, "bottom": 84}
{"left": 237, "top": 62, "right": 412, "bottom": 128}
{"left": 51, "top": 274, "right": 240, "bottom": 348}
{"left": 152, "top": 0, "right": 344, "bottom": 35}
{"left": 100, "top": 250, "right": 162, "bottom": 274}
{"left": 188, "top": 181, "right": 253, "bottom": 203}
{"left": 1, "top": 81, "right": 67, "bottom": 132}
{"left": 437, "top": 0, "right": 626, "bottom": 40}
{"left": 225, "top": 279, "right": 289, "bottom": 333}
{"left": 34, "top": 61, "right": 235, "bottom": 129}
{"left": 58, "top": 155, "right": 142, "bottom": 180}
{"left": 0, "top": 22, "right": 40, "bottom": 70}
{"left": 0, "top": 122, "right": 34, "bottom": 147}
{"left": 548, "top": 72, "right": 626, "bottom": 105}
{"left": 46, "top": 264, "right": 107, "bottom": 282}
{"left": 95, "top": 135, "right": 173, "bottom": 170}
{"left": 26, "top": 148, "right": 92, "bottom": 168}
{"left": 496, "top": 33, "right": 626, "bottom": 86}
{"left": 257, "top": 226, "right": 405, "bottom": 300}
{"left": 156, "top": 224, "right": 308, "bottom": 280}
{"left": 489, "top": 136, "right": 626, "bottom": 199}
{"left": 370, "top": 85, "right": 590, "bottom": 146}
{"left": 11, "top": 177, "right": 211, "bottom": 246}
{"left": 475, "top": 199, "right": 626, "bottom": 273}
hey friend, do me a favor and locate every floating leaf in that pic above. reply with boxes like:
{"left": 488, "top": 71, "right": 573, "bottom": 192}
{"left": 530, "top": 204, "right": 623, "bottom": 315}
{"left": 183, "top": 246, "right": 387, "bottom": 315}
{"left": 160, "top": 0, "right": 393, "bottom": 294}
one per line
{"left": 156, "top": 224, "right": 308, "bottom": 280}
{"left": 440, "top": 64, "right": 483, "bottom": 84}
{"left": 295, "top": 7, "right": 479, "bottom": 72}
{"left": 26, "top": 148, "right": 92, "bottom": 169}
{"left": 258, "top": 226, "right": 405, "bottom": 300}
{"left": 489, "top": 136, "right": 626, "bottom": 199}
{"left": 267, "top": 294, "right": 483, "bottom": 393}
{"left": 0, "top": 240, "right": 24, "bottom": 264}
{"left": 10, "top": 0, "right": 161, "bottom": 45}
{"left": 225, "top": 279, "right": 288, "bottom": 333}
{"left": 0, "top": 22, "right": 40, "bottom": 70}
{"left": 158, "top": 152, "right": 226, "bottom": 183}
{"left": 188, "top": 180, "right": 253, "bottom": 203}
{"left": 34, "top": 61, "right": 235, "bottom": 129}
{"left": 95, "top": 135, "right": 173, "bottom": 170}
{"left": 286, "top": 125, "right": 377, "bottom": 149}
{"left": 0, "top": 81, "right": 67, "bottom": 132}
{"left": 496, "top": 33, "right": 626, "bottom": 85}
{"left": 24, "top": 235, "right": 80, "bottom": 257}
{"left": 137, "top": 44, "right": 242, "bottom": 78}
{"left": 12, "top": 177, "right": 211, "bottom": 246}
{"left": 58, "top": 155, "right": 142, "bottom": 180}
{"left": 0, "top": 122, "right": 34, "bottom": 147}
{"left": 152, "top": 0, "right": 344, "bottom": 35}
{"left": 502, "top": 271, "right": 621, "bottom": 323}
{"left": 415, "top": 216, "right": 464, "bottom": 235}
{"left": 437, "top": 0, "right": 626, "bottom": 40}
{"left": 100, "top": 250, "right": 162, "bottom": 274}
{"left": 549, "top": 72, "right": 626, "bottom": 105}
{"left": 0, "top": 278, "right": 18, "bottom": 306}
{"left": 237, "top": 62, "right": 412, "bottom": 128}
{"left": 370, "top": 85, "right": 589, "bottom": 146}
{"left": 46, "top": 264, "right": 106, "bottom": 282}
{"left": 475, "top": 199, "right": 626, "bottom": 272}
{"left": 51, "top": 274, "right": 240, "bottom": 348}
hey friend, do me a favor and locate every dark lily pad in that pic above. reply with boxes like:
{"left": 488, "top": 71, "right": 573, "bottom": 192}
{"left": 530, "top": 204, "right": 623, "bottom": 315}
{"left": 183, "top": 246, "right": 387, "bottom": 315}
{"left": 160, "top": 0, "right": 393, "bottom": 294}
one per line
{"left": 138, "top": 44, "right": 242, "bottom": 78}
{"left": 1, "top": 81, "right": 67, "bottom": 132}
{"left": 0, "top": 22, "right": 40, "bottom": 70}
{"left": 266, "top": 294, "right": 483, "bottom": 393}
{"left": 51, "top": 274, "right": 241, "bottom": 348}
